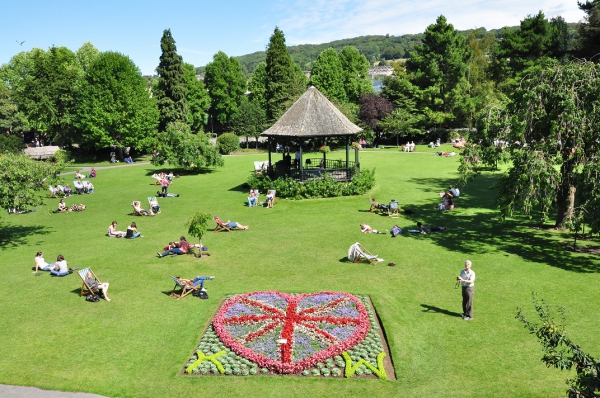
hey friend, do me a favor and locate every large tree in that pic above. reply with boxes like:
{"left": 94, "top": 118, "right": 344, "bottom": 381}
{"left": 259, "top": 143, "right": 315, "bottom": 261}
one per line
{"left": 182, "top": 62, "right": 210, "bottom": 133}
{"left": 405, "top": 15, "right": 473, "bottom": 128}
{"left": 577, "top": 0, "right": 600, "bottom": 59}
{"left": 462, "top": 60, "right": 600, "bottom": 229}
{"left": 155, "top": 29, "right": 188, "bottom": 132}
{"left": 75, "top": 51, "right": 159, "bottom": 151}
{"left": 339, "top": 46, "right": 373, "bottom": 103}
{"left": 310, "top": 48, "right": 346, "bottom": 103}
{"left": 230, "top": 96, "right": 267, "bottom": 148}
{"left": 203, "top": 51, "right": 246, "bottom": 130}
{"left": 358, "top": 93, "right": 394, "bottom": 145}
{"left": 0, "top": 153, "right": 65, "bottom": 212}
{"left": 265, "top": 27, "right": 303, "bottom": 122}
{"left": 248, "top": 62, "right": 267, "bottom": 110}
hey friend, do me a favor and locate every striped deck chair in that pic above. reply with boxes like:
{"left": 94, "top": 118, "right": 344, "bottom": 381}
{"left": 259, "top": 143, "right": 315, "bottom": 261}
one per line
{"left": 78, "top": 267, "right": 100, "bottom": 296}
{"left": 169, "top": 275, "right": 215, "bottom": 299}
{"left": 347, "top": 242, "right": 380, "bottom": 265}
{"left": 213, "top": 217, "right": 233, "bottom": 232}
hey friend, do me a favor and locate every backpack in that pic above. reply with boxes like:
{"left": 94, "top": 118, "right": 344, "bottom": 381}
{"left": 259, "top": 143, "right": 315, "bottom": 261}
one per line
{"left": 86, "top": 294, "right": 100, "bottom": 302}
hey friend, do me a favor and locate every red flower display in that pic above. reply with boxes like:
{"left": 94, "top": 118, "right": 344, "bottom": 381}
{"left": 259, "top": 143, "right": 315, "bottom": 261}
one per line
{"left": 213, "top": 291, "right": 370, "bottom": 374}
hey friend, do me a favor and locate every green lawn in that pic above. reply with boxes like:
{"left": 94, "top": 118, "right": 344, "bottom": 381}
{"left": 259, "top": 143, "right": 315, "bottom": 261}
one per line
{"left": 0, "top": 148, "right": 598, "bottom": 397}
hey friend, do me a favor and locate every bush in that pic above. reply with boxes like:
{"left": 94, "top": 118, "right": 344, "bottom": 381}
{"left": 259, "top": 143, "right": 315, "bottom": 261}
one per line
{"left": 246, "top": 168, "right": 375, "bottom": 199}
{"left": 0, "top": 135, "right": 26, "bottom": 154}
{"left": 216, "top": 133, "right": 240, "bottom": 155}
{"left": 52, "top": 149, "right": 72, "bottom": 164}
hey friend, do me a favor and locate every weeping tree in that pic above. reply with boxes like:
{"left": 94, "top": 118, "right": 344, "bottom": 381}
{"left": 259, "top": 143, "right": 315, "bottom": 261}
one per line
{"left": 461, "top": 60, "right": 600, "bottom": 229}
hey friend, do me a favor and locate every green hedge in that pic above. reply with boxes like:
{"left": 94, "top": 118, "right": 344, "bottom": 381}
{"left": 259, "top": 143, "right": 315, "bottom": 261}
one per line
{"left": 216, "top": 133, "right": 240, "bottom": 155}
{"left": 246, "top": 168, "right": 375, "bottom": 199}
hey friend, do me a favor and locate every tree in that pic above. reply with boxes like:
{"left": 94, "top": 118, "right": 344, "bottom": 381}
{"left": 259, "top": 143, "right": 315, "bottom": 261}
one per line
{"left": 378, "top": 96, "right": 423, "bottom": 145}
{"left": 405, "top": 15, "right": 473, "bottom": 128}
{"left": 339, "top": 46, "right": 373, "bottom": 103}
{"left": 463, "top": 60, "right": 600, "bottom": 228}
{"left": 358, "top": 93, "right": 394, "bottom": 145}
{"left": 75, "top": 51, "right": 159, "bottom": 151}
{"left": 577, "top": 0, "right": 600, "bottom": 59}
{"left": 265, "top": 27, "right": 303, "bottom": 121}
{"left": 182, "top": 62, "right": 210, "bottom": 133}
{"left": 248, "top": 62, "right": 267, "bottom": 110}
{"left": 151, "top": 121, "right": 223, "bottom": 171}
{"left": 186, "top": 211, "right": 212, "bottom": 256}
{"left": 516, "top": 293, "right": 600, "bottom": 398}
{"left": 231, "top": 96, "right": 267, "bottom": 148}
{"left": 0, "top": 135, "right": 26, "bottom": 154}
{"left": 0, "top": 153, "right": 65, "bottom": 212}
{"left": 310, "top": 48, "right": 346, "bottom": 103}
{"left": 0, "top": 82, "right": 28, "bottom": 135}
{"left": 75, "top": 42, "right": 100, "bottom": 73}
{"left": 155, "top": 29, "right": 188, "bottom": 133}
{"left": 204, "top": 51, "right": 247, "bottom": 130}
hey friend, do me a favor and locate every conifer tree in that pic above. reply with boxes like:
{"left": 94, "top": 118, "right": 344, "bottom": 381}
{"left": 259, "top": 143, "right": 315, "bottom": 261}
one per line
{"left": 265, "top": 27, "right": 301, "bottom": 121}
{"left": 156, "top": 29, "right": 188, "bottom": 132}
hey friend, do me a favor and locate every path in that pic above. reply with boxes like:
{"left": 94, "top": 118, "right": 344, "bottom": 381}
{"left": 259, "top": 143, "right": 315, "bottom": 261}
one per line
{"left": 0, "top": 385, "right": 107, "bottom": 398}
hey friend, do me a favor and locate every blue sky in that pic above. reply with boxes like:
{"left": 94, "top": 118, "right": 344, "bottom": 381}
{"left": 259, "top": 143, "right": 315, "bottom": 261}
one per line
{"left": 1, "top": 0, "right": 584, "bottom": 76}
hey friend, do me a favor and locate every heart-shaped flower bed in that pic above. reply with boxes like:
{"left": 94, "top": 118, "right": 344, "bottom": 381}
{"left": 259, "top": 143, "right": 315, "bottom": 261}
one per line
{"left": 213, "top": 291, "right": 370, "bottom": 374}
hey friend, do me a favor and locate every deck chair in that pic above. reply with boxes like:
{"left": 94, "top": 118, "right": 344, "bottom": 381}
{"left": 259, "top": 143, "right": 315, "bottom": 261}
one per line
{"left": 131, "top": 201, "right": 153, "bottom": 216}
{"left": 347, "top": 242, "right": 380, "bottom": 265}
{"left": 78, "top": 267, "right": 100, "bottom": 296}
{"left": 214, "top": 219, "right": 233, "bottom": 232}
{"left": 169, "top": 275, "right": 215, "bottom": 300}
{"left": 48, "top": 186, "right": 60, "bottom": 198}
{"left": 148, "top": 196, "right": 160, "bottom": 214}
{"left": 73, "top": 180, "right": 84, "bottom": 194}
{"left": 266, "top": 189, "right": 278, "bottom": 206}
{"left": 388, "top": 200, "right": 400, "bottom": 218}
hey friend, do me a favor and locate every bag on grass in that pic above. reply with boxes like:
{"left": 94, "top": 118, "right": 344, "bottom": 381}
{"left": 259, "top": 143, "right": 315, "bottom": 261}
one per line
{"left": 86, "top": 294, "right": 100, "bottom": 302}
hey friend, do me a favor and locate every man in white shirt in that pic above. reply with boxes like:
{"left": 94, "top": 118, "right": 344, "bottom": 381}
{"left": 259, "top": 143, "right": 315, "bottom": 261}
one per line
{"left": 458, "top": 260, "right": 475, "bottom": 320}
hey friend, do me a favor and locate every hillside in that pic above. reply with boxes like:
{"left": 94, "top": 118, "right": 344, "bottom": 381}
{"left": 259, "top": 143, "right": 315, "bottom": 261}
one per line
{"left": 196, "top": 23, "right": 579, "bottom": 77}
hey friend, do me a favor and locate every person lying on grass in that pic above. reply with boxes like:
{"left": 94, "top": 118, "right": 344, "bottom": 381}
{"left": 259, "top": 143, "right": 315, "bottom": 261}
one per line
{"left": 360, "top": 223, "right": 385, "bottom": 234}
{"left": 408, "top": 222, "right": 446, "bottom": 234}
{"left": 213, "top": 216, "right": 249, "bottom": 230}
{"left": 157, "top": 236, "right": 192, "bottom": 257}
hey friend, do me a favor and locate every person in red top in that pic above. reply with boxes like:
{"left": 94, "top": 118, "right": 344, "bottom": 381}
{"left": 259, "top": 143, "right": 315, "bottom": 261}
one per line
{"left": 157, "top": 236, "right": 190, "bottom": 257}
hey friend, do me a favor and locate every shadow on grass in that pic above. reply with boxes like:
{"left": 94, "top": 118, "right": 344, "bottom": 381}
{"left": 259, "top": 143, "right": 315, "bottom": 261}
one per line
{"left": 400, "top": 174, "right": 600, "bottom": 273}
{"left": 229, "top": 182, "right": 250, "bottom": 193}
{"left": 142, "top": 167, "right": 218, "bottom": 177}
{"left": 0, "top": 223, "right": 52, "bottom": 249}
{"left": 421, "top": 304, "right": 463, "bottom": 318}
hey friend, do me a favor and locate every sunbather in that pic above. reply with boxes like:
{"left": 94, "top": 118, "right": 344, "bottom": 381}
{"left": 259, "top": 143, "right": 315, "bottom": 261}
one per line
{"left": 69, "top": 203, "right": 86, "bottom": 212}
{"left": 132, "top": 200, "right": 153, "bottom": 216}
{"left": 125, "top": 222, "right": 142, "bottom": 238}
{"left": 408, "top": 222, "right": 446, "bottom": 234}
{"left": 107, "top": 221, "right": 125, "bottom": 238}
{"left": 75, "top": 170, "right": 85, "bottom": 179}
{"left": 34, "top": 251, "right": 56, "bottom": 272}
{"left": 50, "top": 254, "right": 70, "bottom": 276}
{"left": 157, "top": 236, "right": 191, "bottom": 257}
{"left": 149, "top": 197, "right": 160, "bottom": 213}
{"left": 55, "top": 199, "right": 67, "bottom": 213}
{"left": 214, "top": 216, "right": 249, "bottom": 230}
{"left": 360, "top": 223, "right": 385, "bottom": 234}
{"left": 85, "top": 271, "right": 111, "bottom": 301}
{"left": 390, "top": 225, "right": 403, "bottom": 237}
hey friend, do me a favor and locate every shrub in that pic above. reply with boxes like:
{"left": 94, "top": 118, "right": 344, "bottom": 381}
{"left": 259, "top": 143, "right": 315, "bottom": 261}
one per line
{"left": 0, "top": 135, "right": 26, "bottom": 154}
{"left": 52, "top": 149, "right": 72, "bottom": 164}
{"left": 246, "top": 168, "right": 375, "bottom": 199}
{"left": 216, "top": 133, "right": 240, "bottom": 155}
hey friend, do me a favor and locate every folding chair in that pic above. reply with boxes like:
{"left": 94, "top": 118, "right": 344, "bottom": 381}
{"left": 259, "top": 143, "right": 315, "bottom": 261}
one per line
{"left": 347, "top": 242, "right": 380, "bottom": 265}
{"left": 388, "top": 200, "right": 400, "bottom": 218}
{"left": 214, "top": 219, "right": 233, "bottom": 232}
{"left": 73, "top": 180, "right": 84, "bottom": 194}
{"left": 266, "top": 189, "right": 278, "bottom": 207}
{"left": 48, "top": 186, "right": 60, "bottom": 198}
{"left": 169, "top": 275, "right": 214, "bottom": 300}
{"left": 148, "top": 197, "right": 160, "bottom": 214}
{"left": 78, "top": 267, "right": 100, "bottom": 296}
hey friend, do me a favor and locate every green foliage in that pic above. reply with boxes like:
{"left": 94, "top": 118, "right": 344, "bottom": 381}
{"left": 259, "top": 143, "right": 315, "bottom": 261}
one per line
{"left": 310, "top": 48, "right": 346, "bottom": 103}
{"left": 75, "top": 42, "right": 100, "bottom": 73}
{"left": 0, "top": 135, "right": 26, "bottom": 154}
{"left": 516, "top": 293, "right": 600, "bottom": 398}
{"left": 0, "top": 153, "right": 64, "bottom": 211}
{"left": 183, "top": 63, "right": 210, "bottom": 133}
{"left": 576, "top": 0, "right": 600, "bottom": 59}
{"left": 0, "top": 82, "right": 28, "bottom": 135}
{"left": 51, "top": 149, "right": 72, "bottom": 164}
{"left": 151, "top": 121, "right": 223, "bottom": 170}
{"left": 155, "top": 29, "right": 188, "bottom": 133}
{"left": 248, "top": 62, "right": 267, "bottom": 110}
{"left": 246, "top": 168, "right": 375, "bottom": 199}
{"left": 204, "top": 52, "right": 247, "bottom": 129}
{"left": 186, "top": 211, "right": 212, "bottom": 244}
{"left": 216, "top": 133, "right": 240, "bottom": 155}
{"left": 75, "top": 51, "right": 159, "bottom": 151}
{"left": 230, "top": 96, "right": 267, "bottom": 147}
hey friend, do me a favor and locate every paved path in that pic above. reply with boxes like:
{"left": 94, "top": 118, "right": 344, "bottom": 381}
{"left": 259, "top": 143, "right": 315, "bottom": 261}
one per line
{"left": 0, "top": 385, "right": 108, "bottom": 398}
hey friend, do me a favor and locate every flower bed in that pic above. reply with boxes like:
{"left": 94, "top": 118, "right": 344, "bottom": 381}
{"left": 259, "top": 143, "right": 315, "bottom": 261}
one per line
{"left": 183, "top": 291, "right": 393, "bottom": 379}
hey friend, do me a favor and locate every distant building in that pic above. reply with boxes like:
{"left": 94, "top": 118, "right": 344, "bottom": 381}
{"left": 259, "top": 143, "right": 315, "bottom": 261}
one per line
{"left": 368, "top": 65, "right": 393, "bottom": 79}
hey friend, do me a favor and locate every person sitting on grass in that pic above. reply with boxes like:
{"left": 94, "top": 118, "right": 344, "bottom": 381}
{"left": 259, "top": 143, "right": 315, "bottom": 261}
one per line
{"left": 50, "top": 254, "right": 70, "bottom": 276}
{"left": 360, "top": 223, "right": 385, "bottom": 234}
{"left": 124, "top": 156, "right": 134, "bottom": 163}
{"left": 157, "top": 236, "right": 191, "bottom": 257}
{"left": 125, "top": 222, "right": 142, "bottom": 239}
{"left": 55, "top": 199, "right": 67, "bottom": 213}
{"left": 369, "top": 198, "right": 388, "bottom": 213}
{"left": 107, "top": 221, "right": 125, "bottom": 238}
{"left": 85, "top": 271, "right": 111, "bottom": 301}
{"left": 213, "top": 216, "right": 249, "bottom": 230}
{"left": 34, "top": 251, "right": 56, "bottom": 273}
{"left": 75, "top": 170, "right": 85, "bottom": 179}
{"left": 88, "top": 168, "right": 97, "bottom": 178}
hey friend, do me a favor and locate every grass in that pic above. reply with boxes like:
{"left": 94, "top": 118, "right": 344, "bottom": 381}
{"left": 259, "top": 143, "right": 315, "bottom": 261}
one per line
{"left": 0, "top": 146, "right": 598, "bottom": 397}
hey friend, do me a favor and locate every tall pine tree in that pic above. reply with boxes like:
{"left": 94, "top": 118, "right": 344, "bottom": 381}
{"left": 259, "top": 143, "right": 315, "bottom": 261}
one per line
{"left": 156, "top": 29, "right": 188, "bottom": 132}
{"left": 265, "top": 27, "right": 302, "bottom": 122}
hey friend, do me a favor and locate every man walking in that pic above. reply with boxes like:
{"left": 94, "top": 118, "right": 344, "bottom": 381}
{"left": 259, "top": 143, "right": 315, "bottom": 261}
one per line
{"left": 458, "top": 260, "right": 475, "bottom": 320}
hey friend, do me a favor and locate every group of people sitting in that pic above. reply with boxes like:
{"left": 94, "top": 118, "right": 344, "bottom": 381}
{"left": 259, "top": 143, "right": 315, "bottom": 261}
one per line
{"left": 369, "top": 198, "right": 399, "bottom": 213}
{"left": 437, "top": 186, "right": 460, "bottom": 211}
{"left": 132, "top": 200, "right": 156, "bottom": 216}
{"left": 247, "top": 189, "right": 274, "bottom": 208}
{"left": 403, "top": 141, "right": 416, "bottom": 152}
{"left": 34, "top": 252, "right": 71, "bottom": 276}
{"left": 54, "top": 199, "right": 86, "bottom": 213}
{"left": 107, "top": 221, "right": 142, "bottom": 238}
{"left": 428, "top": 138, "right": 442, "bottom": 148}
